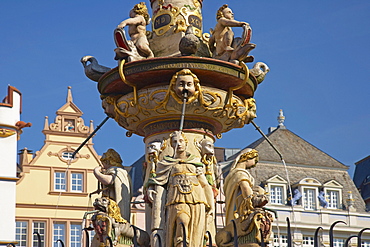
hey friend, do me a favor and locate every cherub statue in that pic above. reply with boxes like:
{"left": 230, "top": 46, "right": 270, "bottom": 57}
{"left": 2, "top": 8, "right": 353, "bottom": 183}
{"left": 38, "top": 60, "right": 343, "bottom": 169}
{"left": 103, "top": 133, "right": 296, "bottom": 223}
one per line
{"left": 216, "top": 149, "right": 272, "bottom": 247}
{"left": 114, "top": 2, "right": 154, "bottom": 61}
{"left": 209, "top": 4, "right": 256, "bottom": 64}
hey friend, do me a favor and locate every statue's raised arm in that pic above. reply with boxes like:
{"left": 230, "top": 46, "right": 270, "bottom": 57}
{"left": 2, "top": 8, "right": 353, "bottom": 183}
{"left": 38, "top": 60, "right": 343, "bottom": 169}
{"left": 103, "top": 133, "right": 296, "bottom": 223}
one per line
{"left": 114, "top": 2, "right": 154, "bottom": 61}
{"left": 209, "top": 4, "right": 255, "bottom": 64}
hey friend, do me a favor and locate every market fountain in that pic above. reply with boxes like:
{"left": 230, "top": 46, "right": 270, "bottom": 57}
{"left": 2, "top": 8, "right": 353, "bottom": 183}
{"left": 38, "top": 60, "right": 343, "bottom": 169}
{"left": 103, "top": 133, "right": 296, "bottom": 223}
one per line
{"left": 81, "top": 1, "right": 271, "bottom": 246}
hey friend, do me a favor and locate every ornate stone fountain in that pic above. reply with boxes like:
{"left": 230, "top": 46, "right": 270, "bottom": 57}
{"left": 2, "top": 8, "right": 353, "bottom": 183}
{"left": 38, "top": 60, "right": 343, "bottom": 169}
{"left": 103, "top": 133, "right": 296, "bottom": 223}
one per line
{"left": 81, "top": 1, "right": 270, "bottom": 246}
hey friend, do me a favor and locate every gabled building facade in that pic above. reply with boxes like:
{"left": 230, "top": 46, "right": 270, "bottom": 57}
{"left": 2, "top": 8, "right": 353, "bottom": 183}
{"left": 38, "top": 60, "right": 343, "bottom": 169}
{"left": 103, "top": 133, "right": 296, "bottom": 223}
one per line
{"left": 218, "top": 111, "right": 370, "bottom": 247}
{"left": 15, "top": 87, "right": 101, "bottom": 247}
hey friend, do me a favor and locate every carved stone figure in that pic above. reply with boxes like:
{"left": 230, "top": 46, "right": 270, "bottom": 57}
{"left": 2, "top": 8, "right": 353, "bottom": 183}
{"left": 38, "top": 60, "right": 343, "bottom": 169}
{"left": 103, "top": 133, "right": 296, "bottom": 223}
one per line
{"left": 249, "top": 62, "right": 270, "bottom": 84}
{"left": 216, "top": 149, "right": 272, "bottom": 247}
{"left": 91, "top": 197, "right": 150, "bottom": 247}
{"left": 318, "top": 191, "right": 329, "bottom": 208}
{"left": 147, "top": 131, "right": 214, "bottom": 247}
{"left": 93, "top": 149, "right": 132, "bottom": 220}
{"left": 172, "top": 69, "right": 198, "bottom": 102}
{"left": 289, "top": 188, "right": 302, "bottom": 206}
{"left": 144, "top": 140, "right": 164, "bottom": 185}
{"left": 114, "top": 2, "right": 154, "bottom": 61}
{"left": 209, "top": 4, "right": 255, "bottom": 64}
{"left": 195, "top": 138, "right": 219, "bottom": 196}
{"left": 143, "top": 140, "right": 167, "bottom": 247}
{"left": 81, "top": 55, "right": 111, "bottom": 82}
{"left": 195, "top": 138, "right": 219, "bottom": 241}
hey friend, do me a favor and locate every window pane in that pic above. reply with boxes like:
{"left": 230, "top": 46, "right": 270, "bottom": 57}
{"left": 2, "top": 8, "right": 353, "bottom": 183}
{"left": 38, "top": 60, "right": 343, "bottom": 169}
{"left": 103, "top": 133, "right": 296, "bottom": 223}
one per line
{"left": 271, "top": 186, "right": 283, "bottom": 204}
{"left": 70, "top": 223, "right": 81, "bottom": 247}
{"left": 16, "top": 221, "right": 28, "bottom": 247}
{"left": 333, "top": 238, "right": 344, "bottom": 247}
{"left": 33, "top": 221, "right": 46, "bottom": 247}
{"left": 304, "top": 188, "right": 316, "bottom": 210}
{"left": 328, "top": 190, "right": 339, "bottom": 209}
{"left": 362, "top": 241, "right": 370, "bottom": 247}
{"left": 273, "top": 234, "right": 288, "bottom": 247}
{"left": 71, "top": 173, "right": 83, "bottom": 192}
{"left": 54, "top": 172, "right": 66, "bottom": 191}
{"left": 53, "top": 223, "right": 65, "bottom": 247}
{"left": 303, "top": 236, "right": 314, "bottom": 247}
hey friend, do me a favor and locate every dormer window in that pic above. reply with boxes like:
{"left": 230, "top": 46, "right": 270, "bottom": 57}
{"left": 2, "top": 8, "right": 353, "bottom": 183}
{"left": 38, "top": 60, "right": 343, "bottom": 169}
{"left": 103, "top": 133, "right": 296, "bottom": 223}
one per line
{"left": 327, "top": 190, "right": 339, "bottom": 209}
{"left": 297, "top": 178, "right": 322, "bottom": 211}
{"left": 266, "top": 175, "right": 288, "bottom": 205}
{"left": 323, "top": 180, "right": 343, "bottom": 210}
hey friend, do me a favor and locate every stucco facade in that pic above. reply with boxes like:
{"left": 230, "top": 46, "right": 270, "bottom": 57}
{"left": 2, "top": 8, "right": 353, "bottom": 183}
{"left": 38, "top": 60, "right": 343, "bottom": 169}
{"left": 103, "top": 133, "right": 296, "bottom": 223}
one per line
{"left": 15, "top": 87, "right": 101, "bottom": 247}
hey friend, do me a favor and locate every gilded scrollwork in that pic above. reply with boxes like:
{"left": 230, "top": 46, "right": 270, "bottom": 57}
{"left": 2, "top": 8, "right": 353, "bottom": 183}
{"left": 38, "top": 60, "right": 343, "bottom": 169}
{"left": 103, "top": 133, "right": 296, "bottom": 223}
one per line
{"left": 101, "top": 68, "right": 257, "bottom": 136}
{"left": 177, "top": 6, "right": 203, "bottom": 37}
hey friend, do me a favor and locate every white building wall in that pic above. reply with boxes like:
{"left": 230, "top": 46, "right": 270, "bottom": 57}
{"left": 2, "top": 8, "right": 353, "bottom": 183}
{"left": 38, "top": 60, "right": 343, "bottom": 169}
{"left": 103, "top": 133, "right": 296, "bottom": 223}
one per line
{"left": 0, "top": 86, "right": 21, "bottom": 245}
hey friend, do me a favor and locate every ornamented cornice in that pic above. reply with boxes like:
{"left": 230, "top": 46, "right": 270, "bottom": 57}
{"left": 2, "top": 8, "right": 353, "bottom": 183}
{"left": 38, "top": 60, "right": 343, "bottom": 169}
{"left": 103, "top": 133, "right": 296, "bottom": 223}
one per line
{"left": 102, "top": 84, "right": 256, "bottom": 137}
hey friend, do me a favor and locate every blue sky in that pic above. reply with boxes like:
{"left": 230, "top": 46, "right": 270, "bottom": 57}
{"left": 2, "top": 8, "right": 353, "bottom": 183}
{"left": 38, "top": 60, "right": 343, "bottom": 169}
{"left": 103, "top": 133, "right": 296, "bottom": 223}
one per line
{"left": 1, "top": 1, "right": 369, "bottom": 177}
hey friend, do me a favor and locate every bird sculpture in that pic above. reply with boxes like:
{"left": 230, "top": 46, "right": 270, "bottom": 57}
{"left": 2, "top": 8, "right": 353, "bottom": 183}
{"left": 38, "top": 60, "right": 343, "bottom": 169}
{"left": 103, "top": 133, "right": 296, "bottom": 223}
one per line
{"left": 179, "top": 26, "right": 200, "bottom": 56}
{"left": 249, "top": 62, "right": 270, "bottom": 84}
{"left": 80, "top": 56, "right": 111, "bottom": 82}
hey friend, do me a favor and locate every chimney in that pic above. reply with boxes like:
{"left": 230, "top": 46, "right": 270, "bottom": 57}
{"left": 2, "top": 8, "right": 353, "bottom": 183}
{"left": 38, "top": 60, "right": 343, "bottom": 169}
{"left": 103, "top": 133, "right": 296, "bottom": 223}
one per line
{"left": 18, "top": 147, "right": 33, "bottom": 166}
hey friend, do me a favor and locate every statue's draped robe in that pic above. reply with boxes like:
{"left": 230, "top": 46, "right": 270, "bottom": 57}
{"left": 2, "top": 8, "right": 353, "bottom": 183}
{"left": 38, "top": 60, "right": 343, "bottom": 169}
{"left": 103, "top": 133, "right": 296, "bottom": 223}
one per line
{"left": 148, "top": 155, "right": 210, "bottom": 247}
{"left": 102, "top": 166, "right": 132, "bottom": 220}
{"left": 223, "top": 168, "right": 254, "bottom": 223}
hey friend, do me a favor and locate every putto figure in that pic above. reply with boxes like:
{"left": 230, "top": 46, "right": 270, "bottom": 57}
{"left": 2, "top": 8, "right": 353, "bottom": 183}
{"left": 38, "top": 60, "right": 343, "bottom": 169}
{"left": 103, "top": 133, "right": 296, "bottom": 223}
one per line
{"left": 114, "top": 2, "right": 154, "bottom": 61}
{"left": 147, "top": 131, "right": 214, "bottom": 247}
{"left": 209, "top": 4, "right": 255, "bottom": 64}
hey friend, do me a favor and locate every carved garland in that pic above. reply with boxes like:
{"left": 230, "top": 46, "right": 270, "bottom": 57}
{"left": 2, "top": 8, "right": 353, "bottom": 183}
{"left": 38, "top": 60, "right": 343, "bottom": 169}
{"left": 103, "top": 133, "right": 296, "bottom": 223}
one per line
{"left": 47, "top": 147, "right": 90, "bottom": 164}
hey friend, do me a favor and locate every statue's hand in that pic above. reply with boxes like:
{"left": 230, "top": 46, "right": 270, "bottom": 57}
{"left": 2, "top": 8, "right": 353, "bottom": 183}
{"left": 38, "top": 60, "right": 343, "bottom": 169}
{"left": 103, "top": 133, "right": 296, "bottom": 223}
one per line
{"left": 241, "top": 22, "right": 250, "bottom": 27}
{"left": 117, "top": 22, "right": 126, "bottom": 29}
{"left": 147, "top": 186, "right": 157, "bottom": 202}
{"left": 94, "top": 166, "right": 102, "bottom": 174}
